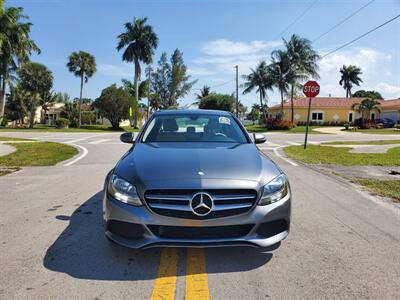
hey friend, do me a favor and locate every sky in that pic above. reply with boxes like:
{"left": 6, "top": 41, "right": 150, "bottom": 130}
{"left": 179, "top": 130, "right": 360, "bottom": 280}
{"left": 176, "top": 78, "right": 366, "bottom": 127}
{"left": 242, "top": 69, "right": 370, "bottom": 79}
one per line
{"left": 7, "top": 0, "right": 400, "bottom": 109}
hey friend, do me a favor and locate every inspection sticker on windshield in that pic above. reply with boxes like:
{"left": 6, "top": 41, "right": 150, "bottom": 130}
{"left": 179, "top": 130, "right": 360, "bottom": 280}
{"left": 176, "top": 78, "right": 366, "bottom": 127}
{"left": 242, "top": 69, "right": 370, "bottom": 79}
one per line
{"left": 219, "top": 117, "right": 231, "bottom": 125}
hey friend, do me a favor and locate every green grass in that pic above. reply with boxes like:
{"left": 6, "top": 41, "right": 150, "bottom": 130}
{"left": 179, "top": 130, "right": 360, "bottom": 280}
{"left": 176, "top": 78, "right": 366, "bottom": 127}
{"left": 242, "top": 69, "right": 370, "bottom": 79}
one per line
{"left": 352, "top": 179, "right": 400, "bottom": 202}
{"left": 0, "top": 137, "right": 32, "bottom": 141}
{"left": 0, "top": 141, "right": 78, "bottom": 166}
{"left": 284, "top": 145, "right": 400, "bottom": 166}
{"left": 351, "top": 129, "right": 400, "bottom": 135}
{"left": 323, "top": 140, "right": 400, "bottom": 145}
{"left": 245, "top": 125, "right": 327, "bottom": 134}
{"left": 0, "top": 124, "right": 140, "bottom": 132}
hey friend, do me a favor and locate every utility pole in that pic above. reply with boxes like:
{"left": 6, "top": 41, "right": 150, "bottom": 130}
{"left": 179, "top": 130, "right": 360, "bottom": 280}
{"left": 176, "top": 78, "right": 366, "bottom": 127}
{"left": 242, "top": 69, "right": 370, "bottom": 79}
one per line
{"left": 145, "top": 66, "right": 152, "bottom": 120}
{"left": 235, "top": 65, "right": 239, "bottom": 118}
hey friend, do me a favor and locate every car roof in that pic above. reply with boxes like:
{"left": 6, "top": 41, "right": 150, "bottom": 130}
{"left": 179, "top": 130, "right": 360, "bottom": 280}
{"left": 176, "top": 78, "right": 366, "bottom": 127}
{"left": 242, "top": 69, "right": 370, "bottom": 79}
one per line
{"left": 153, "top": 109, "right": 232, "bottom": 116}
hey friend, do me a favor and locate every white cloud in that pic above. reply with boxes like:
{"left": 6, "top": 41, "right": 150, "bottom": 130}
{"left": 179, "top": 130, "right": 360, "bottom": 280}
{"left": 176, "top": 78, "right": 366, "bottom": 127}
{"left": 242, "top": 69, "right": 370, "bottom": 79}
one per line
{"left": 187, "top": 67, "right": 216, "bottom": 76}
{"left": 97, "top": 63, "right": 132, "bottom": 77}
{"left": 318, "top": 47, "right": 398, "bottom": 99}
{"left": 372, "top": 82, "right": 400, "bottom": 98}
{"left": 201, "top": 39, "right": 282, "bottom": 56}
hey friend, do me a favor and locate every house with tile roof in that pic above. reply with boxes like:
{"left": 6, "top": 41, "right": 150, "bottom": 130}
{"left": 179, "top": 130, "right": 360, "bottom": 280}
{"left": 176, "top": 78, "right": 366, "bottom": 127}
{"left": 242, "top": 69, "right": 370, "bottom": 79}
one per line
{"left": 267, "top": 97, "right": 400, "bottom": 124}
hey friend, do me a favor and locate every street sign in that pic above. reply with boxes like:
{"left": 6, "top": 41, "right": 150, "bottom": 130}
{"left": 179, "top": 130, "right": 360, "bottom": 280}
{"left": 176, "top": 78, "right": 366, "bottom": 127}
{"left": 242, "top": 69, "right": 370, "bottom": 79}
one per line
{"left": 303, "top": 81, "right": 320, "bottom": 98}
{"left": 303, "top": 80, "right": 320, "bottom": 149}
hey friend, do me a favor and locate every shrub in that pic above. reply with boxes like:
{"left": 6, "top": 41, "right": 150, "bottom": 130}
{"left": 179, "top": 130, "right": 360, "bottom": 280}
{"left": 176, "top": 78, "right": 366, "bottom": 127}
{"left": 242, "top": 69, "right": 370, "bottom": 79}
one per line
{"left": 55, "top": 117, "right": 70, "bottom": 128}
{"left": 395, "top": 124, "right": 400, "bottom": 129}
{"left": 344, "top": 123, "right": 350, "bottom": 130}
{"left": 266, "top": 119, "right": 295, "bottom": 130}
{"left": 376, "top": 123, "right": 384, "bottom": 129}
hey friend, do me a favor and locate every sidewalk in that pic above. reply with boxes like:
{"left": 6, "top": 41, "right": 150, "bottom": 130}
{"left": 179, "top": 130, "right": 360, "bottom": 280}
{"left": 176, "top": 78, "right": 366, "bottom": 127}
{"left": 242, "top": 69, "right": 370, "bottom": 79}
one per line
{"left": 0, "top": 144, "right": 16, "bottom": 157}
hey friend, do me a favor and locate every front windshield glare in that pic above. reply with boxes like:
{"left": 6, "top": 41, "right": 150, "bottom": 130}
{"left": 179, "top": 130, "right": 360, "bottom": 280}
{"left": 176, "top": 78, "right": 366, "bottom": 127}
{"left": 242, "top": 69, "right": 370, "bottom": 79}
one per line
{"left": 142, "top": 114, "right": 248, "bottom": 143}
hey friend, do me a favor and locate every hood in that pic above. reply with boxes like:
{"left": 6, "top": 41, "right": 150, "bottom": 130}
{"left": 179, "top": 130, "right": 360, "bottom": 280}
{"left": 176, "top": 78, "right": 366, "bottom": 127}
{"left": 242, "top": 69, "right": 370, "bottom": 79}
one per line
{"left": 115, "top": 142, "right": 281, "bottom": 186}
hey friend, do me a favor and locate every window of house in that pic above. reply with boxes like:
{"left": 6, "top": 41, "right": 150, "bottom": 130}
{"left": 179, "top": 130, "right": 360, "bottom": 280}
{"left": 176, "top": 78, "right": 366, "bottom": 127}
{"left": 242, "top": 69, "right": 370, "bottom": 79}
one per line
{"left": 311, "top": 112, "right": 323, "bottom": 121}
{"left": 371, "top": 113, "right": 375, "bottom": 120}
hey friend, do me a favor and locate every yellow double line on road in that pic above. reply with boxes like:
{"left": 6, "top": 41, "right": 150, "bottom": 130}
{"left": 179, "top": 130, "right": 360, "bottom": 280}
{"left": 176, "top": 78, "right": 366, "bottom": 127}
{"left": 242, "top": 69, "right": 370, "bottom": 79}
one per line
{"left": 150, "top": 248, "right": 210, "bottom": 300}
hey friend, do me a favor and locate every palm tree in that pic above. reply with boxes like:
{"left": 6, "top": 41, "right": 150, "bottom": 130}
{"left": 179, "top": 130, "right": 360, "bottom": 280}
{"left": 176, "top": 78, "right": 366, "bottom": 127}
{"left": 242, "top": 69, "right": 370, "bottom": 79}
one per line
{"left": 66, "top": 51, "right": 96, "bottom": 128}
{"left": 351, "top": 97, "right": 381, "bottom": 125}
{"left": 0, "top": 4, "right": 40, "bottom": 119}
{"left": 340, "top": 65, "right": 363, "bottom": 97}
{"left": 242, "top": 61, "right": 273, "bottom": 121}
{"left": 284, "top": 34, "right": 320, "bottom": 122}
{"left": 195, "top": 85, "right": 211, "bottom": 100}
{"left": 270, "top": 50, "right": 291, "bottom": 118}
{"left": 117, "top": 17, "right": 158, "bottom": 128}
{"left": 40, "top": 90, "right": 57, "bottom": 124}
{"left": 17, "top": 62, "right": 53, "bottom": 128}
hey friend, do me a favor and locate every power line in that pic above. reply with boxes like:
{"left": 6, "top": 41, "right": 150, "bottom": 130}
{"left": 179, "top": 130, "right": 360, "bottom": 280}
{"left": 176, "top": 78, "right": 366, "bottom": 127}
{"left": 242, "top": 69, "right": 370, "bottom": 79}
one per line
{"left": 322, "top": 14, "right": 400, "bottom": 58}
{"left": 195, "top": 79, "right": 236, "bottom": 91}
{"left": 279, "top": 0, "right": 318, "bottom": 37}
{"left": 313, "top": 0, "right": 376, "bottom": 43}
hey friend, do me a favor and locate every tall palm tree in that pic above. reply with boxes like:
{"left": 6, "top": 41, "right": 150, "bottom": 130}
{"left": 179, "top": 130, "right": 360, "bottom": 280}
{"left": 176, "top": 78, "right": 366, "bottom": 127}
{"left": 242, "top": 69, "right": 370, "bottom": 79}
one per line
{"left": 270, "top": 50, "right": 291, "bottom": 118}
{"left": 242, "top": 61, "right": 273, "bottom": 121}
{"left": 339, "top": 65, "right": 363, "bottom": 97}
{"left": 66, "top": 51, "right": 96, "bottom": 128}
{"left": 117, "top": 17, "right": 158, "bottom": 128}
{"left": 0, "top": 4, "right": 40, "bottom": 119}
{"left": 351, "top": 97, "right": 381, "bottom": 125}
{"left": 284, "top": 34, "right": 320, "bottom": 122}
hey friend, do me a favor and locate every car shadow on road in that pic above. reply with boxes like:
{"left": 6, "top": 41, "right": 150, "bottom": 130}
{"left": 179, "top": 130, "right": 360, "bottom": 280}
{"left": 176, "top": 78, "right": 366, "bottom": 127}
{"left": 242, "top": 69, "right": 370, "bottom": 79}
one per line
{"left": 43, "top": 191, "right": 275, "bottom": 281}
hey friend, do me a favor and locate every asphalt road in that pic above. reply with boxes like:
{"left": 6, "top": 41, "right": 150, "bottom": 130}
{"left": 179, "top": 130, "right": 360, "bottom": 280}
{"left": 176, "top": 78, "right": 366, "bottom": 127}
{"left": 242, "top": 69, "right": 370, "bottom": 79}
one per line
{"left": 0, "top": 131, "right": 399, "bottom": 299}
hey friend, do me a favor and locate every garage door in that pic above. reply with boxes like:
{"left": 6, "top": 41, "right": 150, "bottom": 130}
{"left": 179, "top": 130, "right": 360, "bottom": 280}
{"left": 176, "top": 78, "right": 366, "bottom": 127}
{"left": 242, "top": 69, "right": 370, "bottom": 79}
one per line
{"left": 381, "top": 111, "right": 399, "bottom": 123}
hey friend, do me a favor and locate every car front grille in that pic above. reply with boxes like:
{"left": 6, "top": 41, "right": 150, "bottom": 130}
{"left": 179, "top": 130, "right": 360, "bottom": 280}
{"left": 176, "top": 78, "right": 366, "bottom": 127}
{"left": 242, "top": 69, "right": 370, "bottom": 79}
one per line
{"left": 144, "top": 189, "right": 258, "bottom": 219}
{"left": 147, "top": 224, "right": 254, "bottom": 239}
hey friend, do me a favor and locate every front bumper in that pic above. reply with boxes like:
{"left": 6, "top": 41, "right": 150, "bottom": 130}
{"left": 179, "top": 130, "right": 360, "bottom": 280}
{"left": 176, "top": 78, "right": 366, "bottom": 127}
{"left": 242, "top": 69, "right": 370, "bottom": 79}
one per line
{"left": 103, "top": 192, "right": 291, "bottom": 249}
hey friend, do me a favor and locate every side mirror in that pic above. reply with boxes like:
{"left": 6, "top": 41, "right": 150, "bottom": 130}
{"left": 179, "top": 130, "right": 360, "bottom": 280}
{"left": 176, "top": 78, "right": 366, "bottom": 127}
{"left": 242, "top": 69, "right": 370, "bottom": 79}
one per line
{"left": 253, "top": 133, "right": 266, "bottom": 144}
{"left": 120, "top": 132, "right": 135, "bottom": 144}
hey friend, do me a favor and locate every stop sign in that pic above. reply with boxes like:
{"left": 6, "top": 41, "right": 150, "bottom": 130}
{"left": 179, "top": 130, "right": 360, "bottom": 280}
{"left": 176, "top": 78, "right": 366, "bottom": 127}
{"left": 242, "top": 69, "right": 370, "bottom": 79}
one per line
{"left": 303, "top": 81, "right": 320, "bottom": 97}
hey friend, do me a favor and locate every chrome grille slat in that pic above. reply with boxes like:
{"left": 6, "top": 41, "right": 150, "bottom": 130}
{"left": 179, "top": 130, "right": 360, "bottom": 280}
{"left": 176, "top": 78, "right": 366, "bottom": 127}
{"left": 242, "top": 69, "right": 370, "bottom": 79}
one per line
{"left": 148, "top": 203, "right": 190, "bottom": 211}
{"left": 146, "top": 194, "right": 191, "bottom": 201}
{"left": 212, "top": 203, "right": 253, "bottom": 211}
{"left": 212, "top": 194, "right": 256, "bottom": 201}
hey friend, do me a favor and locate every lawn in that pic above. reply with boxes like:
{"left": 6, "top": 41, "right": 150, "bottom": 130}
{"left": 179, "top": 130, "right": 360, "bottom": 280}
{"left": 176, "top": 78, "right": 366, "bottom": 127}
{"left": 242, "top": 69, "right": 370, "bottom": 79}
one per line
{"left": 352, "top": 179, "right": 400, "bottom": 202}
{"left": 0, "top": 124, "right": 140, "bottom": 132}
{"left": 0, "top": 137, "right": 32, "bottom": 141}
{"left": 0, "top": 141, "right": 78, "bottom": 166}
{"left": 284, "top": 145, "right": 400, "bottom": 166}
{"left": 245, "top": 125, "right": 327, "bottom": 134}
{"left": 323, "top": 140, "right": 400, "bottom": 145}
{"left": 347, "top": 129, "right": 400, "bottom": 135}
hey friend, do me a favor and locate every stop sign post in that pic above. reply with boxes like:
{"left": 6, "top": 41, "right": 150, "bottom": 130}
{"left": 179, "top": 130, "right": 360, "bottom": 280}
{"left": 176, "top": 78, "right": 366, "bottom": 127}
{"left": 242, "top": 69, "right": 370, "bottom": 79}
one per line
{"left": 303, "top": 81, "right": 320, "bottom": 149}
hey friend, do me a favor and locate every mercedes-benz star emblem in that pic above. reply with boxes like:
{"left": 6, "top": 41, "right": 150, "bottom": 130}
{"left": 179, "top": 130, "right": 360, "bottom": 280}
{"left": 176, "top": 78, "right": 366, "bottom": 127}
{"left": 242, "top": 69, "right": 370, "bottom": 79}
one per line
{"left": 190, "top": 192, "right": 213, "bottom": 216}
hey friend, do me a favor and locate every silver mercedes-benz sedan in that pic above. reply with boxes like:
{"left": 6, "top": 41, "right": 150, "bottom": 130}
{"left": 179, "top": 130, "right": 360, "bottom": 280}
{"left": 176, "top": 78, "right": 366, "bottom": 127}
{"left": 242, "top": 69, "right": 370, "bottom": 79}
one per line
{"left": 103, "top": 109, "right": 291, "bottom": 249}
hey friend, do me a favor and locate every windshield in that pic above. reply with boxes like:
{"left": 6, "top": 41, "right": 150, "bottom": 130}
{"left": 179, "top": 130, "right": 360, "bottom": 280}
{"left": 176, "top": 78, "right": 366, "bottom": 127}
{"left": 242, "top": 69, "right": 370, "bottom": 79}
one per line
{"left": 141, "top": 114, "right": 248, "bottom": 143}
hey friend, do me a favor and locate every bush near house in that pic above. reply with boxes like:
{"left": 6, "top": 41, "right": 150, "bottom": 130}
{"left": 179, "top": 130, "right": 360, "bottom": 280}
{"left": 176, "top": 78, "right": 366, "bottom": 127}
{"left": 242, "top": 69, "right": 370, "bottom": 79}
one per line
{"left": 55, "top": 117, "right": 70, "bottom": 128}
{"left": 265, "top": 119, "right": 295, "bottom": 130}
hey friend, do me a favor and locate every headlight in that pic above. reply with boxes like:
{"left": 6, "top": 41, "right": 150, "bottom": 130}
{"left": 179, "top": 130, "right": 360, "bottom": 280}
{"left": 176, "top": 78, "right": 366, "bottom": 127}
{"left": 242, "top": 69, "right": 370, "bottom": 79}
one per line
{"left": 259, "top": 174, "right": 289, "bottom": 206}
{"left": 108, "top": 174, "right": 142, "bottom": 206}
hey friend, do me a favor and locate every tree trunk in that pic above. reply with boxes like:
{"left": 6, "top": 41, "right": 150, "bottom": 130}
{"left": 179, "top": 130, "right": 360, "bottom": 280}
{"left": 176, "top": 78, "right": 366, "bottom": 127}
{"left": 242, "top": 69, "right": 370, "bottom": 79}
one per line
{"left": 0, "top": 75, "right": 6, "bottom": 119}
{"left": 133, "top": 59, "right": 140, "bottom": 129}
{"left": 78, "top": 74, "right": 83, "bottom": 128}
{"left": 259, "top": 92, "right": 267, "bottom": 123}
{"left": 290, "top": 83, "right": 295, "bottom": 123}
{"left": 29, "top": 96, "right": 36, "bottom": 129}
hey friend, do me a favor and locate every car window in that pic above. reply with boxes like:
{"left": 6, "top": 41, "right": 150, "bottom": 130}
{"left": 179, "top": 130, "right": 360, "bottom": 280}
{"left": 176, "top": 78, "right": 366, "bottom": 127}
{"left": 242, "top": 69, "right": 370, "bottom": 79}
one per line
{"left": 141, "top": 114, "right": 248, "bottom": 143}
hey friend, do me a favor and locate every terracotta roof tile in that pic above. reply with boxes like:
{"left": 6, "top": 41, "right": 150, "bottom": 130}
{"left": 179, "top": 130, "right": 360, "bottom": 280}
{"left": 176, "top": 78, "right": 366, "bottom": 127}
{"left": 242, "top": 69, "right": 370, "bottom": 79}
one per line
{"left": 269, "top": 97, "right": 400, "bottom": 109}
